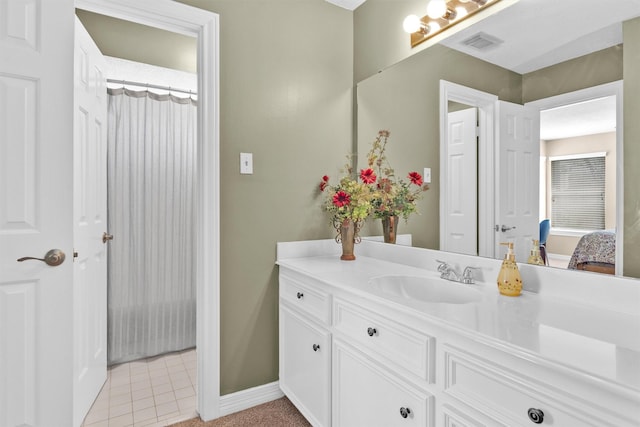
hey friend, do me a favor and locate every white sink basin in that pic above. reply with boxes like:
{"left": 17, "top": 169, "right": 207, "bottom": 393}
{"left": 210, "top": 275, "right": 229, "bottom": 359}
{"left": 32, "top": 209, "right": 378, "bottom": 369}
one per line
{"left": 368, "top": 275, "right": 482, "bottom": 304}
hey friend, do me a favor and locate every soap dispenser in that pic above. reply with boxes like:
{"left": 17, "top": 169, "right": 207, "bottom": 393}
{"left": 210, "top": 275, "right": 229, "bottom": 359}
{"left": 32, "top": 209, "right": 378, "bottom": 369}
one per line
{"left": 527, "top": 239, "right": 545, "bottom": 266}
{"left": 497, "top": 242, "right": 522, "bottom": 297}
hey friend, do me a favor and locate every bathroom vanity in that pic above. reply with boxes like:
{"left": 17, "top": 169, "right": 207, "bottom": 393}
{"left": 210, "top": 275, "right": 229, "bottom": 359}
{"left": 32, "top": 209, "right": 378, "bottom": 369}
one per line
{"left": 277, "top": 239, "right": 640, "bottom": 427}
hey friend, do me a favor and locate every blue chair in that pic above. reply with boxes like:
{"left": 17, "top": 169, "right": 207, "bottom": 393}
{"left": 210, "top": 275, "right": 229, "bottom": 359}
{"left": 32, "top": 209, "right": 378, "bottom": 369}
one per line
{"left": 539, "top": 219, "right": 550, "bottom": 265}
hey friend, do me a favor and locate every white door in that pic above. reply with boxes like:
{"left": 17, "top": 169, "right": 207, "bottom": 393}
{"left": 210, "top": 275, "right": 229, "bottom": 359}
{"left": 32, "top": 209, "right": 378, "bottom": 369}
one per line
{"left": 495, "top": 101, "right": 540, "bottom": 262}
{"left": 443, "top": 108, "right": 478, "bottom": 255}
{"left": 0, "top": 1, "right": 76, "bottom": 426}
{"left": 73, "top": 18, "right": 108, "bottom": 427}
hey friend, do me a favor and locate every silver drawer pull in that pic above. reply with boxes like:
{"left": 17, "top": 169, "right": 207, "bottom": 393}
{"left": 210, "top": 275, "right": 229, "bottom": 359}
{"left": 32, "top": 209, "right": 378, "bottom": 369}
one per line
{"left": 312, "top": 344, "right": 320, "bottom": 352}
{"left": 367, "top": 327, "right": 377, "bottom": 337}
{"left": 296, "top": 292, "right": 304, "bottom": 299}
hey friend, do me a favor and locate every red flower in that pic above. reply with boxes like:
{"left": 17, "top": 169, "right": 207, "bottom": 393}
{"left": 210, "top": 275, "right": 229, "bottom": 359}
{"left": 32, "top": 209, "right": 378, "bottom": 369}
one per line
{"left": 359, "top": 168, "right": 376, "bottom": 184}
{"left": 319, "top": 175, "right": 330, "bottom": 192}
{"left": 408, "top": 172, "right": 423, "bottom": 186}
{"left": 333, "top": 191, "right": 351, "bottom": 207}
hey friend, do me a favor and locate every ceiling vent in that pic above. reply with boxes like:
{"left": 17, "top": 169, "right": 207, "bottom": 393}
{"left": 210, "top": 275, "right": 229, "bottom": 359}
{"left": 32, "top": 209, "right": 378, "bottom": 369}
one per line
{"left": 461, "top": 32, "right": 503, "bottom": 51}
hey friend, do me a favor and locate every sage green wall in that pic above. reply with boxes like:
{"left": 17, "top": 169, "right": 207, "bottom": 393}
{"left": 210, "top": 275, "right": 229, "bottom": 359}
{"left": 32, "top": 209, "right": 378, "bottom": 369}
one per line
{"left": 75, "top": 10, "right": 197, "bottom": 73}
{"left": 521, "top": 45, "right": 623, "bottom": 103}
{"left": 177, "top": 0, "right": 354, "bottom": 395}
{"left": 623, "top": 17, "right": 640, "bottom": 278}
{"left": 356, "top": 44, "right": 522, "bottom": 249}
{"left": 80, "top": 0, "right": 354, "bottom": 395}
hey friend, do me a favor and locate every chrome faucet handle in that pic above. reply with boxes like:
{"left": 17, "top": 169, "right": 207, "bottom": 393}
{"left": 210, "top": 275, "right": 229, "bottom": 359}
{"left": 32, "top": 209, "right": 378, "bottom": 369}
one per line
{"left": 436, "top": 259, "right": 450, "bottom": 272}
{"left": 462, "top": 266, "right": 479, "bottom": 284}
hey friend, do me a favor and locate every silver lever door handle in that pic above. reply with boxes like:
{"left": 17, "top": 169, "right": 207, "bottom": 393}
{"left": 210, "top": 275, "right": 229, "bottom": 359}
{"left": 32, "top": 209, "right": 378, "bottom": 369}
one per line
{"left": 501, "top": 225, "right": 516, "bottom": 232}
{"left": 17, "top": 249, "right": 66, "bottom": 266}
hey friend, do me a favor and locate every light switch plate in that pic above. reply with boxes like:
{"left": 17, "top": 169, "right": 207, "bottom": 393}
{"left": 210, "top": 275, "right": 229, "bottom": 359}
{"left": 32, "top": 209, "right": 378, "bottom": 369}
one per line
{"left": 423, "top": 167, "right": 431, "bottom": 184}
{"left": 240, "top": 152, "right": 253, "bottom": 174}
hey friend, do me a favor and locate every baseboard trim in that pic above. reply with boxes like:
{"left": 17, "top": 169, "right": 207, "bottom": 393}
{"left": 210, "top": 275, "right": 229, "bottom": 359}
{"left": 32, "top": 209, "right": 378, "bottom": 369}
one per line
{"left": 219, "top": 381, "right": 284, "bottom": 417}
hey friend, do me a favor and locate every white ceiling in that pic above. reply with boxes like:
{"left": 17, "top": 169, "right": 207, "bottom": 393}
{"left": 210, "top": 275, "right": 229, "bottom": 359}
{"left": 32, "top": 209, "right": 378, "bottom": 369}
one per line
{"left": 540, "top": 96, "right": 617, "bottom": 141}
{"left": 438, "top": 0, "right": 640, "bottom": 74}
{"left": 324, "top": 0, "right": 366, "bottom": 10}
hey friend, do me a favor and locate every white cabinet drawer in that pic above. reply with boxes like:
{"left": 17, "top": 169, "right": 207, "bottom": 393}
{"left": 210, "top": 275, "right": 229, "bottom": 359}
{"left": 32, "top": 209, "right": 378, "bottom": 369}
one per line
{"left": 443, "top": 345, "right": 614, "bottom": 427}
{"left": 280, "top": 273, "right": 330, "bottom": 325}
{"left": 333, "top": 298, "right": 435, "bottom": 382}
{"left": 280, "top": 305, "right": 331, "bottom": 427}
{"left": 333, "top": 339, "right": 433, "bottom": 427}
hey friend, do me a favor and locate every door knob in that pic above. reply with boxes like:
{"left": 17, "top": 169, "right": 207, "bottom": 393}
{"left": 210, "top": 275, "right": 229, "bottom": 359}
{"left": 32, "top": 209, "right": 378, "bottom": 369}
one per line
{"left": 102, "top": 232, "right": 114, "bottom": 243}
{"left": 17, "top": 249, "right": 66, "bottom": 266}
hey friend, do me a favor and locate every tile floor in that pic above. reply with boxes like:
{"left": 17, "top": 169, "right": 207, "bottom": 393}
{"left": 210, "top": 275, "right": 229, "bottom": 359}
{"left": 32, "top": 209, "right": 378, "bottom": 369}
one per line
{"left": 82, "top": 348, "right": 198, "bottom": 427}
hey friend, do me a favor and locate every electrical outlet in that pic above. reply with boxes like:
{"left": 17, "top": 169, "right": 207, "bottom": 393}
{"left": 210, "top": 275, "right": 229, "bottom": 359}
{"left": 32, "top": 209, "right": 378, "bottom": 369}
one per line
{"left": 423, "top": 167, "right": 431, "bottom": 184}
{"left": 240, "top": 152, "right": 253, "bottom": 174}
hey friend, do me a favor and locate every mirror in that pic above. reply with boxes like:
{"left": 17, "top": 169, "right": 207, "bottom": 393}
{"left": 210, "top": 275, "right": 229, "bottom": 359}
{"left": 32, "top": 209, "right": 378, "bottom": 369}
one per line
{"left": 356, "top": 2, "right": 639, "bottom": 279}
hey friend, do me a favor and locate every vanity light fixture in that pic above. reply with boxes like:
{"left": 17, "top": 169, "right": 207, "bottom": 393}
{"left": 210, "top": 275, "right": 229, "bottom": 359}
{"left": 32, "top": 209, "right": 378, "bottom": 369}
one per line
{"left": 404, "top": 0, "right": 502, "bottom": 48}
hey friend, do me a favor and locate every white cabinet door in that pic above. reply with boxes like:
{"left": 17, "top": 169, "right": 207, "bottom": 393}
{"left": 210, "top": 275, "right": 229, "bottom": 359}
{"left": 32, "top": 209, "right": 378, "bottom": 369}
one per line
{"left": 0, "top": 1, "right": 76, "bottom": 426}
{"left": 73, "top": 17, "right": 108, "bottom": 427}
{"left": 280, "top": 305, "right": 331, "bottom": 427}
{"left": 333, "top": 340, "right": 433, "bottom": 427}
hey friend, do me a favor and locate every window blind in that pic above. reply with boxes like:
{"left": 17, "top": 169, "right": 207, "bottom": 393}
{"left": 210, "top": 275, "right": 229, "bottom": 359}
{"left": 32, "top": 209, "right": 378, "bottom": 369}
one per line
{"left": 551, "top": 156, "right": 605, "bottom": 230}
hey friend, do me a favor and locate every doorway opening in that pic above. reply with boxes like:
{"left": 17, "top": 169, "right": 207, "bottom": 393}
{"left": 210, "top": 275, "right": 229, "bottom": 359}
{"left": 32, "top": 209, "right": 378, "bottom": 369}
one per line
{"left": 75, "top": 0, "right": 220, "bottom": 423}
{"left": 527, "top": 82, "right": 622, "bottom": 274}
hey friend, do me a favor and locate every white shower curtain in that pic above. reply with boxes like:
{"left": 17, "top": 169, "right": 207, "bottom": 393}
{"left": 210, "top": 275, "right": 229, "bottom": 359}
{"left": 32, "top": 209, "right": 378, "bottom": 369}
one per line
{"left": 107, "top": 88, "right": 197, "bottom": 365}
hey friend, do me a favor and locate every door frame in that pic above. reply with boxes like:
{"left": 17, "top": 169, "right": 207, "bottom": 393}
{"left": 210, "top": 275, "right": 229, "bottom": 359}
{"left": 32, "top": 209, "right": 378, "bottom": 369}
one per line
{"left": 75, "top": 0, "right": 220, "bottom": 420}
{"left": 439, "top": 80, "right": 497, "bottom": 258}
{"left": 525, "top": 81, "right": 623, "bottom": 275}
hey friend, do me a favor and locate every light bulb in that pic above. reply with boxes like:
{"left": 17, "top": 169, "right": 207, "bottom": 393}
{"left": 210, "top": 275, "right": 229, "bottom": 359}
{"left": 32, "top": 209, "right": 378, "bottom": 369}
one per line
{"left": 428, "top": 21, "right": 441, "bottom": 32}
{"left": 403, "top": 15, "right": 422, "bottom": 33}
{"left": 426, "top": 0, "right": 447, "bottom": 19}
{"left": 455, "top": 6, "right": 468, "bottom": 19}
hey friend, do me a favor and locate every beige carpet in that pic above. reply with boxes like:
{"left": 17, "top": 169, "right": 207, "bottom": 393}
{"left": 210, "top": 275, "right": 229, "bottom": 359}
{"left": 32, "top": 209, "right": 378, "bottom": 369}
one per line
{"left": 168, "top": 397, "right": 311, "bottom": 427}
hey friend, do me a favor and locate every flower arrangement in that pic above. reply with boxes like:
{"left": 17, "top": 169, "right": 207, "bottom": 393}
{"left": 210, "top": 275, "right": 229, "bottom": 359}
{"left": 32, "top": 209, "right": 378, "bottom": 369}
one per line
{"left": 366, "top": 130, "right": 430, "bottom": 221}
{"left": 318, "top": 155, "right": 378, "bottom": 260}
{"left": 318, "top": 156, "right": 377, "bottom": 224}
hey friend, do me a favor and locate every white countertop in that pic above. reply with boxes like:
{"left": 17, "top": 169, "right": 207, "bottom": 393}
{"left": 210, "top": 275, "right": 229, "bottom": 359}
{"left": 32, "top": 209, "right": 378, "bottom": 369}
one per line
{"left": 277, "top": 239, "right": 640, "bottom": 394}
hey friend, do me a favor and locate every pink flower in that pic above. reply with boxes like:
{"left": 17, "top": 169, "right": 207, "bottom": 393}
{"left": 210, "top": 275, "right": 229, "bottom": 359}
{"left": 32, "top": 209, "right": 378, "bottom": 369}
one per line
{"left": 359, "top": 168, "right": 376, "bottom": 184}
{"left": 408, "top": 172, "right": 423, "bottom": 186}
{"left": 333, "top": 191, "right": 351, "bottom": 207}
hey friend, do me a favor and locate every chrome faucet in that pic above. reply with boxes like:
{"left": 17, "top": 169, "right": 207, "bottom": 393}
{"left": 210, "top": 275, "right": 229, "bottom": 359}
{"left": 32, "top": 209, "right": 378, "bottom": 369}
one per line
{"left": 436, "top": 260, "right": 460, "bottom": 282}
{"left": 437, "top": 261, "right": 479, "bottom": 284}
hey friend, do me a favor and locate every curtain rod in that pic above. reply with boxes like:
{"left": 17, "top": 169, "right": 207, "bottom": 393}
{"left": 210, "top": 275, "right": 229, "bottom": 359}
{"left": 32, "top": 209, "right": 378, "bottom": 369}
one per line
{"left": 107, "top": 78, "right": 197, "bottom": 96}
